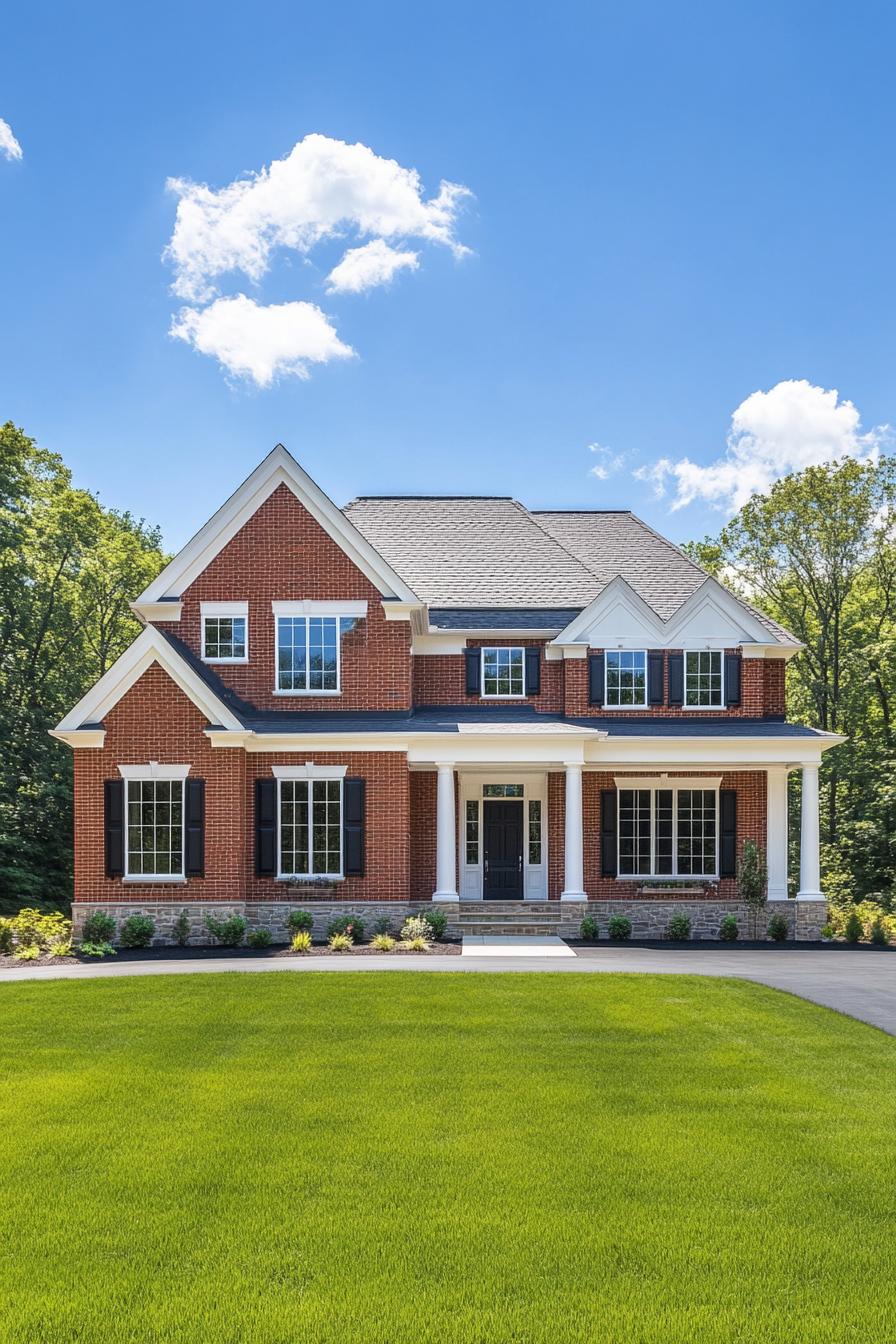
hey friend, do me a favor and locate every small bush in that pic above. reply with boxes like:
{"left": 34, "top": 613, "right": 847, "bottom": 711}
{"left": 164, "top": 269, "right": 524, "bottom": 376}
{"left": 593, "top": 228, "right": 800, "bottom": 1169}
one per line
{"left": 285, "top": 909, "right": 314, "bottom": 933}
{"left": 79, "top": 941, "right": 117, "bottom": 958}
{"left": 665, "top": 913, "right": 691, "bottom": 941}
{"left": 119, "top": 914, "right": 156, "bottom": 949}
{"left": 767, "top": 913, "right": 789, "bottom": 942}
{"left": 400, "top": 915, "right": 431, "bottom": 942}
{"left": 844, "top": 911, "right": 863, "bottom": 944}
{"left": 820, "top": 923, "right": 835, "bottom": 941}
{"left": 172, "top": 910, "right": 191, "bottom": 946}
{"left": 247, "top": 928, "right": 273, "bottom": 949}
{"left": 400, "top": 936, "right": 430, "bottom": 952}
{"left": 204, "top": 914, "right": 247, "bottom": 947}
{"left": 423, "top": 909, "right": 448, "bottom": 941}
{"left": 328, "top": 932, "right": 353, "bottom": 951}
{"left": 81, "top": 910, "right": 116, "bottom": 945}
{"left": 372, "top": 915, "right": 394, "bottom": 936}
{"left": 326, "top": 915, "right": 365, "bottom": 942}
{"left": 48, "top": 939, "right": 73, "bottom": 958}
{"left": 0, "top": 918, "right": 13, "bottom": 955}
{"left": 718, "top": 914, "right": 739, "bottom": 942}
{"left": 580, "top": 914, "right": 599, "bottom": 942}
{"left": 14, "top": 943, "right": 40, "bottom": 961}
{"left": 371, "top": 933, "right": 396, "bottom": 951}
{"left": 608, "top": 915, "right": 632, "bottom": 942}
{"left": 15, "top": 908, "right": 73, "bottom": 950}
{"left": 869, "top": 917, "right": 890, "bottom": 947}
{"left": 291, "top": 931, "right": 312, "bottom": 954}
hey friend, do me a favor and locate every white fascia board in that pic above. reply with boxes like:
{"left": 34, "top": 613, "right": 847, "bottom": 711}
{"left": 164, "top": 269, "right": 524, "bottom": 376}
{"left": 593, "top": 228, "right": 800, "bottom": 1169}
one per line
{"left": 551, "top": 577, "right": 666, "bottom": 647}
{"left": 48, "top": 728, "right": 106, "bottom": 749}
{"left": 201, "top": 600, "right": 249, "bottom": 616}
{"left": 136, "top": 445, "right": 419, "bottom": 605}
{"left": 54, "top": 627, "right": 244, "bottom": 733}
{"left": 740, "top": 642, "right": 802, "bottom": 660}
{"left": 130, "top": 600, "right": 183, "bottom": 624}
{"left": 586, "top": 735, "right": 839, "bottom": 768}
{"left": 614, "top": 774, "right": 722, "bottom": 790}
{"left": 413, "top": 634, "right": 468, "bottom": 655}
{"left": 119, "top": 763, "right": 191, "bottom": 780}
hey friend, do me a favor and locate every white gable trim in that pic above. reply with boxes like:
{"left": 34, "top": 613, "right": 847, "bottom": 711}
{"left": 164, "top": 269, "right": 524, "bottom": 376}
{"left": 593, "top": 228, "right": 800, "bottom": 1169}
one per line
{"left": 135, "top": 445, "right": 419, "bottom": 606}
{"left": 663, "top": 578, "right": 772, "bottom": 646}
{"left": 53, "top": 626, "right": 243, "bottom": 733}
{"left": 552, "top": 577, "right": 666, "bottom": 646}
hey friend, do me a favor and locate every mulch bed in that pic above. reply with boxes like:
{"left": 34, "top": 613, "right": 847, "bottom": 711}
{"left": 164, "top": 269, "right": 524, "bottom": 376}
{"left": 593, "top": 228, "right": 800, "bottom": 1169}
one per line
{"left": 0, "top": 941, "right": 462, "bottom": 968}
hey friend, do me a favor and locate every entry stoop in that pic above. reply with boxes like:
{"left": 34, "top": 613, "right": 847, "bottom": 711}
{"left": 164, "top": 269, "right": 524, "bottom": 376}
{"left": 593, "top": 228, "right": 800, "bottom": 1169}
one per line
{"left": 456, "top": 902, "right": 565, "bottom": 937}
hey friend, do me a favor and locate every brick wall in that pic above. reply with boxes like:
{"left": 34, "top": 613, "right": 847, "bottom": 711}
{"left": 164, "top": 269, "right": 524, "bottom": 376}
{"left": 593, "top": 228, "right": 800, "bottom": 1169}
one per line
{"left": 156, "top": 483, "right": 412, "bottom": 712}
{"left": 413, "top": 638, "right": 563, "bottom": 711}
{"left": 562, "top": 650, "right": 772, "bottom": 718}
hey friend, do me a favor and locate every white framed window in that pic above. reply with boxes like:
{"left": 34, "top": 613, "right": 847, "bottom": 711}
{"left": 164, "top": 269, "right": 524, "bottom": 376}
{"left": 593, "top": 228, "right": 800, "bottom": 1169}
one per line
{"left": 272, "top": 603, "right": 366, "bottom": 695}
{"left": 617, "top": 785, "right": 718, "bottom": 879}
{"left": 685, "top": 650, "right": 724, "bottom": 708}
{"left": 119, "top": 764, "right": 190, "bottom": 880}
{"left": 278, "top": 777, "right": 343, "bottom": 878}
{"left": 481, "top": 647, "right": 525, "bottom": 697}
{"left": 605, "top": 650, "right": 648, "bottom": 707}
{"left": 201, "top": 601, "right": 248, "bottom": 664}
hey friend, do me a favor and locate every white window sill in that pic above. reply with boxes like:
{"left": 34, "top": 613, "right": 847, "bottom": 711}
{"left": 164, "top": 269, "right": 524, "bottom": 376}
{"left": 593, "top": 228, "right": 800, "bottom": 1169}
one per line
{"left": 273, "top": 689, "right": 342, "bottom": 697}
{"left": 276, "top": 874, "right": 345, "bottom": 883}
{"left": 600, "top": 703, "right": 650, "bottom": 711}
{"left": 122, "top": 875, "right": 187, "bottom": 884}
{"left": 618, "top": 876, "right": 719, "bottom": 884}
{"left": 681, "top": 702, "right": 726, "bottom": 711}
{"left": 480, "top": 694, "right": 527, "bottom": 701}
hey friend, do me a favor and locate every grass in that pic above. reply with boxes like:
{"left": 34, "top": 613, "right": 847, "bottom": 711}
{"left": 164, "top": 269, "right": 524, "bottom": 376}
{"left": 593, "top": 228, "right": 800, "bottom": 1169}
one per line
{"left": 0, "top": 973, "right": 894, "bottom": 1343}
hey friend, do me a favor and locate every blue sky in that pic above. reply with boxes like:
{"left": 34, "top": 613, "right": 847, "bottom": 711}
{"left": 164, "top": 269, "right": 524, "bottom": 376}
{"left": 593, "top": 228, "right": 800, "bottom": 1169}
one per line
{"left": 2, "top": 1, "right": 894, "bottom": 550}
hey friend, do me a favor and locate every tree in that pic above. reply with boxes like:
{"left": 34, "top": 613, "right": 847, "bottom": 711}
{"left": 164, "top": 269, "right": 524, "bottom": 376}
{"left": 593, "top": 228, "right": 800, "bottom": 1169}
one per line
{"left": 738, "top": 840, "right": 768, "bottom": 939}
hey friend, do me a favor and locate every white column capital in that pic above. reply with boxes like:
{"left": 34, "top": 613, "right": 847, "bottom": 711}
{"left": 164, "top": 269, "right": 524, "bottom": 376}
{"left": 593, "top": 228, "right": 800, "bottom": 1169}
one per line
{"left": 560, "top": 760, "right": 587, "bottom": 901}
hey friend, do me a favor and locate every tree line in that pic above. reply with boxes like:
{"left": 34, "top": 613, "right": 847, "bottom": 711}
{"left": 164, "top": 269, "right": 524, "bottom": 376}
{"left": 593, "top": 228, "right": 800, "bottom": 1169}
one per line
{"left": 3, "top": 419, "right": 893, "bottom": 921}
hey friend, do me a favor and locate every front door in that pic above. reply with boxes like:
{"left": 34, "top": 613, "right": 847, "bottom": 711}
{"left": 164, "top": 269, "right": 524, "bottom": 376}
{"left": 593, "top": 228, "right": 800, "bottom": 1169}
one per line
{"left": 483, "top": 800, "right": 524, "bottom": 899}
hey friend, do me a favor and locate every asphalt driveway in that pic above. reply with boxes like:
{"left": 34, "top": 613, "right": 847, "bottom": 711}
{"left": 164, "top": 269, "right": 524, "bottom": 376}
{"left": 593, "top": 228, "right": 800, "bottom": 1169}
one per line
{"left": 1, "top": 946, "right": 894, "bottom": 1034}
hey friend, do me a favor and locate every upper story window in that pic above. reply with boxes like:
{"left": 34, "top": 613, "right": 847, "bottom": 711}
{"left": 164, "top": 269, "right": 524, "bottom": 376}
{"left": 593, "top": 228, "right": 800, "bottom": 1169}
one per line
{"left": 481, "top": 647, "right": 525, "bottom": 698}
{"left": 605, "top": 651, "right": 647, "bottom": 707}
{"left": 685, "top": 650, "right": 724, "bottom": 707}
{"left": 272, "top": 602, "right": 367, "bottom": 696}
{"left": 201, "top": 602, "right": 248, "bottom": 664}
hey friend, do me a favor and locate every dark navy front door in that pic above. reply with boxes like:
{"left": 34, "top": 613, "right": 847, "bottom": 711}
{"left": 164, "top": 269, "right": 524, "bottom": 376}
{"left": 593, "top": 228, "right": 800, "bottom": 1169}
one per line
{"left": 483, "top": 800, "right": 524, "bottom": 899}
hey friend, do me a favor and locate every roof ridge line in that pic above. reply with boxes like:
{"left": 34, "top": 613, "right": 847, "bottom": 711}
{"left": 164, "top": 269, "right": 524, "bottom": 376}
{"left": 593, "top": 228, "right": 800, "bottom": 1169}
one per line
{"left": 521, "top": 503, "right": 610, "bottom": 587}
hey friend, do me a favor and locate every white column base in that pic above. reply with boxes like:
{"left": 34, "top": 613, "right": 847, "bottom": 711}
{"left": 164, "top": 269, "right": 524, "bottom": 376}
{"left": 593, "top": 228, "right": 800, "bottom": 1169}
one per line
{"left": 432, "top": 892, "right": 460, "bottom": 903}
{"left": 560, "top": 891, "right": 587, "bottom": 902}
{"left": 796, "top": 891, "right": 825, "bottom": 901}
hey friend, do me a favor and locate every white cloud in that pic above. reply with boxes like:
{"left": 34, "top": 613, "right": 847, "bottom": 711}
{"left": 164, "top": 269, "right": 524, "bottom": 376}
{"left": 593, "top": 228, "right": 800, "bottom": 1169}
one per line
{"left": 326, "top": 238, "right": 419, "bottom": 294}
{"left": 588, "top": 442, "right": 625, "bottom": 481}
{"left": 165, "top": 133, "right": 471, "bottom": 303}
{"left": 0, "top": 119, "right": 22, "bottom": 162}
{"left": 169, "top": 294, "right": 354, "bottom": 387}
{"left": 635, "top": 379, "right": 889, "bottom": 512}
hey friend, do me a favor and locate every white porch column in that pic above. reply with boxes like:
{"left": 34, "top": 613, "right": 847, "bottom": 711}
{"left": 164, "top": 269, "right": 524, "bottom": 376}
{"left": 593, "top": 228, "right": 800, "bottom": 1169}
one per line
{"left": 432, "top": 763, "right": 459, "bottom": 902}
{"left": 797, "top": 763, "right": 823, "bottom": 900}
{"left": 766, "top": 767, "right": 789, "bottom": 901}
{"left": 560, "top": 761, "right": 587, "bottom": 901}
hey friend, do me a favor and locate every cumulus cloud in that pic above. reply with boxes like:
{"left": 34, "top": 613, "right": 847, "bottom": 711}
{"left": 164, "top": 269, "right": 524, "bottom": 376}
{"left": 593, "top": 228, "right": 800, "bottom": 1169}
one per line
{"left": 635, "top": 379, "right": 889, "bottom": 512}
{"left": 169, "top": 294, "right": 354, "bottom": 387}
{"left": 165, "top": 133, "right": 470, "bottom": 303}
{"left": 0, "top": 119, "right": 22, "bottom": 161}
{"left": 326, "top": 238, "right": 419, "bottom": 294}
{"left": 588, "top": 442, "right": 625, "bottom": 481}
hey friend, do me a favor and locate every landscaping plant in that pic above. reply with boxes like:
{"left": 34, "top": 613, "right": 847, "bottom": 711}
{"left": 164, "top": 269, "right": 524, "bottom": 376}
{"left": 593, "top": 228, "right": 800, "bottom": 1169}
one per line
{"left": 247, "top": 928, "right": 273, "bottom": 949}
{"left": 14, "top": 943, "right": 40, "bottom": 961}
{"left": 607, "top": 915, "right": 632, "bottom": 941}
{"left": 718, "top": 914, "right": 739, "bottom": 942}
{"left": 400, "top": 915, "right": 431, "bottom": 943}
{"left": 371, "top": 934, "right": 396, "bottom": 952}
{"left": 204, "top": 914, "right": 247, "bottom": 947}
{"left": 580, "top": 915, "right": 599, "bottom": 942}
{"left": 665, "top": 913, "right": 692, "bottom": 941}
{"left": 869, "top": 917, "right": 890, "bottom": 946}
{"left": 844, "top": 910, "right": 864, "bottom": 944}
{"left": 767, "top": 913, "right": 789, "bottom": 942}
{"left": 119, "top": 914, "right": 156, "bottom": 949}
{"left": 328, "top": 932, "right": 353, "bottom": 951}
{"left": 285, "top": 909, "right": 314, "bottom": 933}
{"left": 372, "top": 915, "right": 393, "bottom": 936}
{"left": 172, "top": 910, "right": 191, "bottom": 946}
{"left": 13, "top": 908, "right": 73, "bottom": 951}
{"left": 78, "top": 941, "right": 116, "bottom": 958}
{"left": 0, "top": 917, "right": 13, "bottom": 955}
{"left": 423, "top": 909, "right": 448, "bottom": 941}
{"left": 738, "top": 840, "right": 768, "bottom": 939}
{"left": 81, "top": 910, "right": 116, "bottom": 945}
{"left": 290, "top": 931, "right": 312, "bottom": 954}
{"left": 326, "top": 914, "right": 365, "bottom": 942}
{"left": 400, "top": 936, "right": 430, "bottom": 951}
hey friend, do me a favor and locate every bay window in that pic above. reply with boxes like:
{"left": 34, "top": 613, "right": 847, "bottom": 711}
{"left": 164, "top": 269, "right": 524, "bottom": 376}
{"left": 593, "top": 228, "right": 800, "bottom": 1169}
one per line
{"left": 618, "top": 786, "right": 718, "bottom": 878}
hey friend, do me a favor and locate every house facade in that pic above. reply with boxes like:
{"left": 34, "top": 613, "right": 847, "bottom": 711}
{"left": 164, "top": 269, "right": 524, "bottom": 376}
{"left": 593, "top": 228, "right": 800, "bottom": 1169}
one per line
{"left": 53, "top": 446, "right": 839, "bottom": 941}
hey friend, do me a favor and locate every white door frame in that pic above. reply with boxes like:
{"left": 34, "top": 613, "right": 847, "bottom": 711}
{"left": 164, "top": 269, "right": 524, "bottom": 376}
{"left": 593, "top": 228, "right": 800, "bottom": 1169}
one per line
{"left": 457, "top": 771, "right": 548, "bottom": 901}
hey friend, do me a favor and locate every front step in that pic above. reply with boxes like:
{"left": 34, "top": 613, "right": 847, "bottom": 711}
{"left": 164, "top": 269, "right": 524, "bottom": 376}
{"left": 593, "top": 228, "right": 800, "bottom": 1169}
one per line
{"left": 460, "top": 922, "right": 564, "bottom": 936}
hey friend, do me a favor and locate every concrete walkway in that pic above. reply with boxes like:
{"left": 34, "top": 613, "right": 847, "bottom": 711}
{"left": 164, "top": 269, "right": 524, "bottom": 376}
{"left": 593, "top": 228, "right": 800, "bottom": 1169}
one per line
{"left": 1, "top": 946, "right": 894, "bottom": 1033}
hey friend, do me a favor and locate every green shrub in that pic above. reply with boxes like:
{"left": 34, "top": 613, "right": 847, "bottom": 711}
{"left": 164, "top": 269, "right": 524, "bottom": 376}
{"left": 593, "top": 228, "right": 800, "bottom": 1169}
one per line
{"left": 869, "top": 917, "right": 890, "bottom": 946}
{"left": 14, "top": 908, "right": 73, "bottom": 950}
{"left": 371, "top": 933, "right": 396, "bottom": 951}
{"left": 204, "top": 914, "right": 247, "bottom": 947}
{"left": 326, "top": 914, "right": 365, "bottom": 942}
{"left": 328, "top": 932, "right": 353, "bottom": 951}
{"left": 172, "top": 910, "right": 191, "bottom": 946}
{"left": 14, "top": 943, "right": 40, "bottom": 961}
{"left": 48, "top": 939, "right": 73, "bottom": 958}
{"left": 820, "top": 923, "right": 835, "bottom": 941}
{"left": 400, "top": 936, "right": 429, "bottom": 952}
{"left": 608, "top": 915, "right": 632, "bottom": 941}
{"left": 290, "top": 931, "right": 312, "bottom": 953}
{"left": 580, "top": 914, "right": 599, "bottom": 942}
{"left": 285, "top": 909, "right": 314, "bottom": 933}
{"left": 423, "top": 909, "right": 448, "bottom": 941}
{"left": 767, "top": 913, "right": 789, "bottom": 942}
{"left": 400, "top": 915, "right": 430, "bottom": 942}
{"left": 79, "top": 941, "right": 116, "bottom": 958}
{"left": 247, "top": 928, "right": 273, "bottom": 949}
{"left": 81, "top": 910, "right": 116, "bottom": 945}
{"left": 0, "top": 918, "right": 13, "bottom": 955}
{"left": 119, "top": 914, "right": 155, "bottom": 949}
{"left": 739, "top": 840, "right": 768, "bottom": 938}
{"left": 844, "top": 911, "right": 863, "bottom": 944}
{"left": 665, "top": 913, "right": 691, "bottom": 941}
{"left": 373, "top": 915, "right": 394, "bottom": 936}
{"left": 718, "top": 914, "right": 739, "bottom": 942}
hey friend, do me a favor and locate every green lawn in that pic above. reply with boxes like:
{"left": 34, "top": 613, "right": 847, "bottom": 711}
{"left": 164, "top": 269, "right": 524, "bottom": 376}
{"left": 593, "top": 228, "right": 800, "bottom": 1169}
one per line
{"left": 1, "top": 973, "right": 894, "bottom": 1343}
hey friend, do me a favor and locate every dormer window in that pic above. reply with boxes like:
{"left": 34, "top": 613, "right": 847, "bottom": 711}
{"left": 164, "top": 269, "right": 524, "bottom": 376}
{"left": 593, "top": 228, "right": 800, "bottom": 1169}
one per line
{"left": 272, "top": 601, "right": 367, "bottom": 696}
{"left": 685, "top": 651, "right": 724, "bottom": 708}
{"left": 481, "top": 647, "right": 525, "bottom": 698}
{"left": 201, "top": 602, "right": 248, "bottom": 664}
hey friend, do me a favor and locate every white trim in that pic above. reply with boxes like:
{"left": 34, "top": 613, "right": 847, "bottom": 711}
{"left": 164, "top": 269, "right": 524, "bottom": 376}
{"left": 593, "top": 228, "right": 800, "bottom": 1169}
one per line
{"left": 201, "top": 604, "right": 249, "bottom": 665}
{"left": 201, "top": 600, "right": 249, "bottom": 616}
{"left": 277, "top": 775, "right": 344, "bottom": 880}
{"left": 271, "top": 600, "right": 368, "bottom": 617}
{"left": 122, "top": 875, "right": 187, "bottom": 885}
{"left": 119, "top": 762, "right": 191, "bottom": 781}
{"left": 613, "top": 775, "right": 722, "bottom": 790}
{"left": 272, "top": 763, "right": 347, "bottom": 780}
{"left": 136, "top": 445, "right": 418, "bottom": 604}
{"left": 49, "top": 728, "right": 106, "bottom": 748}
{"left": 458, "top": 771, "right": 548, "bottom": 900}
{"left": 602, "top": 649, "right": 649, "bottom": 709}
{"left": 480, "top": 646, "right": 527, "bottom": 699}
{"left": 130, "top": 600, "right": 183, "bottom": 624}
{"left": 53, "top": 626, "right": 244, "bottom": 733}
{"left": 413, "top": 634, "right": 468, "bottom": 655}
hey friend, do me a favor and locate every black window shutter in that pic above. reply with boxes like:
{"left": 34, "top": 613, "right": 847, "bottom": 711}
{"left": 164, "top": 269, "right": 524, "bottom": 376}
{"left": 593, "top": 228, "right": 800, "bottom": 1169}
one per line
{"left": 104, "top": 779, "right": 124, "bottom": 878}
{"left": 255, "top": 778, "right": 278, "bottom": 877}
{"left": 719, "top": 789, "right": 737, "bottom": 877}
{"left": 465, "top": 648, "right": 481, "bottom": 695}
{"left": 668, "top": 653, "right": 684, "bottom": 706}
{"left": 589, "top": 653, "right": 605, "bottom": 706}
{"left": 647, "top": 651, "right": 664, "bottom": 706}
{"left": 525, "top": 647, "right": 541, "bottom": 695}
{"left": 600, "top": 789, "right": 617, "bottom": 876}
{"left": 185, "top": 779, "right": 205, "bottom": 877}
{"left": 343, "top": 778, "right": 365, "bottom": 877}
{"left": 724, "top": 653, "right": 741, "bottom": 707}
